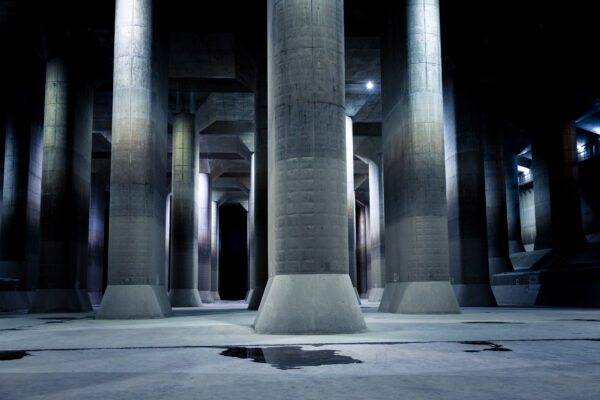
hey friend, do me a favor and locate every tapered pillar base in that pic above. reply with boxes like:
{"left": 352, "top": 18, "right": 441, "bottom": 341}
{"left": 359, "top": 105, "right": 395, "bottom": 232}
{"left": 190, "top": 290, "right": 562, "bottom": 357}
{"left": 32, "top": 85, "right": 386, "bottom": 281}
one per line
{"left": 379, "top": 281, "right": 461, "bottom": 314}
{"left": 253, "top": 274, "right": 366, "bottom": 334}
{"left": 247, "top": 285, "right": 265, "bottom": 310}
{"left": 210, "top": 291, "right": 221, "bottom": 302}
{"left": 169, "top": 289, "right": 203, "bottom": 307}
{"left": 452, "top": 284, "right": 497, "bottom": 307}
{"left": 97, "top": 285, "right": 172, "bottom": 319}
{"left": 367, "top": 287, "right": 385, "bottom": 302}
{"left": 198, "top": 290, "right": 214, "bottom": 303}
{"left": 29, "top": 289, "right": 92, "bottom": 313}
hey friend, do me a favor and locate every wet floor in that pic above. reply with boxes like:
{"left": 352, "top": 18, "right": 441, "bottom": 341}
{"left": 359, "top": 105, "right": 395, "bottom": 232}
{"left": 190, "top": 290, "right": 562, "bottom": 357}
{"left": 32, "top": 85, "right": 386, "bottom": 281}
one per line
{"left": 220, "top": 346, "right": 363, "bottom": 370}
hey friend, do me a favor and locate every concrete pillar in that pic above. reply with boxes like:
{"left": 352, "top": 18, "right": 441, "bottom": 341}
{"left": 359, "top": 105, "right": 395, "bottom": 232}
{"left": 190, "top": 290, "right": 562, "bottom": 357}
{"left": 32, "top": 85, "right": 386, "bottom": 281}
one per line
{"left": 169, "top": 113, "right": 202, "bottom": 307}
{"left": 87, "top": 173, "right": 106, "bottom": 305}
{"left": 29, "top": 58, "right": 93, "bottom": 313}
{"left": 210, "top": 200, "right": 220, "bottom": 301}
{"left": 443, "top": 83, "right": 495, "bottom": 307}
{"left": 483, "top": 120, "right": 513, "bottom": 275}
{"left": 367, "top": 155, "right": 385, "bottom": 302}
{"left": 97, "top": 0, "right": 171, "bottom": 318}
{"left": 356, "top": 203, "right": 369, "bottom": 297}
{"left": 197, "top": 172, "right": 212, "bottom": 303}
{"left": 248, "top": 51, "right": 268, "bottom": 309}
{"left": 379, "top": 0, "right": 460, "bottom": 314}
{"left": 0, "top": 104, "right": 33, "bottom": 311}
{"left": 532, "top": 119, "right": 586, "bottom": 250}
{"left": 254, "top": 0, "right": 366, "bottom": 334}
{"left": 505, "top": 152, "right": 525, "bottom": 253}
{"left": 346, "top": 117, "right": 359, "bottom": 297}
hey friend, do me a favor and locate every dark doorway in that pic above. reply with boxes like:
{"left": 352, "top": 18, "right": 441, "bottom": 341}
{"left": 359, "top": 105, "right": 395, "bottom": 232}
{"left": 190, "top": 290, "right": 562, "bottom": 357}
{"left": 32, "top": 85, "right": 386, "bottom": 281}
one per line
{"left": 218, "top": 204, "right": 248, "bottom": 300}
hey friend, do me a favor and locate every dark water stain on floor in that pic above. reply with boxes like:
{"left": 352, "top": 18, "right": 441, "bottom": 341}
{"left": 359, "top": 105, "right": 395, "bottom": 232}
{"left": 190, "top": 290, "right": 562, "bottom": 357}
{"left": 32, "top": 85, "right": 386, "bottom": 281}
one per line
{"left": 462, "top": 321, "right": 523, "bottom": 324}
{"left": 0, "top": 351, "right": 29, "bottom": 361}
{"left": 220, "top": 346, "right": 363, "bottom": 370}
{"left": 461, "top": 341, "right": 512, "bottom": 353}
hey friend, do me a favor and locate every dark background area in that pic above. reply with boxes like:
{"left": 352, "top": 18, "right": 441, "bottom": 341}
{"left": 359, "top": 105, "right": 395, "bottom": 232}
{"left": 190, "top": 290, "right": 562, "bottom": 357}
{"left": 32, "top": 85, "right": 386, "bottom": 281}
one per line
{"left": 218, "top": 204, "right": 248, "bottom": 300}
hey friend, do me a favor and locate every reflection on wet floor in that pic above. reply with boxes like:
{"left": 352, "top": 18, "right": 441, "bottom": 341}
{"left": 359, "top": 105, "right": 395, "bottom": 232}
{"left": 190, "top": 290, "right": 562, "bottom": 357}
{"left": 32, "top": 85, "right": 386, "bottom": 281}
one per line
{"left": 220, "top": 346, "right": 363, "bottom": 370}
{"left": 461, "top": 341, "right": 512, "bottom": 352}
{"left": 0, "top": 351, "right": 29, "bottom": 361}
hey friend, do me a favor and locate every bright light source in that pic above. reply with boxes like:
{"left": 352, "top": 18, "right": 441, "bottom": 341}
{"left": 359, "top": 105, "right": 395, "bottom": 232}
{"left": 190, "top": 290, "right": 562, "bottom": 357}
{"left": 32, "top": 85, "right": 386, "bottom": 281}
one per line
{"left": 366, "top": 81, "right": 374, "bottom": 90}
{"left": 517, "top": 165, "right": 529, "bottom": 173}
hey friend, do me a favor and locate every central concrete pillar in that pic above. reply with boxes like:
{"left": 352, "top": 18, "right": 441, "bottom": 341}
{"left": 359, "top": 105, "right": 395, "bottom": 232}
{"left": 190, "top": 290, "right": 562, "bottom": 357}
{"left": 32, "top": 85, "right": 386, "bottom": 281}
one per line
{"left": 504, "top": 152, "right": 526, "bottom": 253}
{"left": 532, "top": 118, "right": 586, "bottom": 249}
{"left": 197, "top": 172, "right": 212, "bottom": 303}
{"left": 443, "top": 82, "right": 495, "bottom": 307}
{"left": 483, "top": 120, "right": 513, "bottom": 275}
{"left": 379, "top": 0, "right": 460, "bottom": 314}
{"left": 30, "top": 58, "right": 93, "bottom": 313}
{"left": 367, "top": 155, "right": 385, "bottom": 302}
{"left": 210, "top": 200, "right": 220, "bottom": 301}
{"left": 253, "top": 0, "right": 366, "bottom": 334}
{"left": 169, "top": 113, "right": 202, "bottom": 307}
{"left": 356, "top": 203, "right": 369, "bottom": 296}
{"left": 97, "top": 0, "right": 171, "bottom": 318}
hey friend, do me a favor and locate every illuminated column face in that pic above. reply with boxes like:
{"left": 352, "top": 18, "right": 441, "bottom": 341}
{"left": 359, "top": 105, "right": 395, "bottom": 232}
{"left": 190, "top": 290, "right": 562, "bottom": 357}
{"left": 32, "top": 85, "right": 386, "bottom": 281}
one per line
{"left": 97, "top": 0, "right": 171, "bottom": 319}
{"left": 197, "top": 172, "right": 213, "bottom": 303}
{"left": 380, "top": 0, "right": 460, "bottom": 314}
{"left": 168, "top": 113, "right": 202, "bottom": 307}
{"left": 346, "top": 116, "right": 357, "bottom": 289}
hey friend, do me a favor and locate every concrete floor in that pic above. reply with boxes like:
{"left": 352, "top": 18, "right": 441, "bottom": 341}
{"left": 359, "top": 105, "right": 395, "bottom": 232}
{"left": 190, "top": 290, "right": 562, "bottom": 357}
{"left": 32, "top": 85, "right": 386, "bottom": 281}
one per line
{"left": 1, "top": 302, "right": 599, "bottom": 399}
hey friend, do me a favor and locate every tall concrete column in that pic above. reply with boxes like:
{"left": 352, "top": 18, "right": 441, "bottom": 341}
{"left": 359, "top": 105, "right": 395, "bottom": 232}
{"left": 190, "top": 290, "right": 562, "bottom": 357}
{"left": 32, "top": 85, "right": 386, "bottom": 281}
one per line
{"left": 443, "top": 83, "right": 495, "bottom": 307}
{"left": 483, "top": 119, "right": 512, "bottom": 275}
{"left": 87, "top": 174, "right": 106, "bottom": 305}
{"left": 367, "top": 155, "right": 385, "bottom": 302}
{"left": 248, "top": 50, "right": 268, "bottom": 309}
{"left": 197, "top": 172, "right": 212, "bottom": 303}
{"left": 346, "top": 117, "right": 358, "bottom": 295}
{"left": 169, "top": 113, "right": 202, "bottom": 307}
{"left": 246, "top": 155, "right": 255, "bottom": 303}
{"left": 356, "top": 203, "right": 369, "bottom": 297}
{"left": 379, "top": 0, "right": 460, "bottom": 314}
{"left": 504, "top": 152, "right": 525, "bottom": 253}
{"left": 97, "top": 0, "right": 171, "bottom": 318}
{"left": 0, "top": 104, "right": 32, "bottom": 310}
{"left": 210, "top": 200, "right": 220, "bottom": 301}
{"left": 30, "top": 58, "right": 93, "bottom": 313}
{"left": 254, "top": 0, "right": 366, "bottom": 334}
{"left": 532, "top": 118, "right": 586, "bottom": 250}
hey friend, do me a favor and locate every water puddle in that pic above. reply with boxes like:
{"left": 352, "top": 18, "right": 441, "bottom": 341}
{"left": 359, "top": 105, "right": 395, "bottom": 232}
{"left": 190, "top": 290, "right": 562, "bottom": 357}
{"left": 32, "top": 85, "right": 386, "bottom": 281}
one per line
{"left": 461, "top": 341, "right": 512, "bottom": 353}
{"left": 220, "top": 346, "right": 362, "bottom": 370}
{"left": 0, "top": 351, "right": 30, "bottom": 361}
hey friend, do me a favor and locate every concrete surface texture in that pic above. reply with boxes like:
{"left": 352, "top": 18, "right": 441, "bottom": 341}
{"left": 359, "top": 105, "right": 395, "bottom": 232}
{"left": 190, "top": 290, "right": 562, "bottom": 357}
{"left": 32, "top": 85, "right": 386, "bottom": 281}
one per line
{"left": 504, "top": 153, "right": 526, "bottom": 253}
{"left": 1, "top": 304, "right": 600, "bottom": 399}
{"left": 169, "top": 113, "right": 202, "bottom": 307}
{"left": 97, "top": 0, "right": 171, "bottom": 319}
{"left": 255, "top": 0, "right": 366, "bottom": 333}
{"left": 197, "top": 172, "right": 213, "bottom": 303}
{"left": 367, "top": 155, "right": 385, "bottom": 302}
{"left": 380, "top": 0, "right": 460, "bottom": 314}
{"left": 443, "top": 78, "right": 495, "bottom": 307}
{"left": 30, "top": 58, "right": 93, "bottom": 313}
{"left": 210, "top": 200, "right": 220, "bottom": 302}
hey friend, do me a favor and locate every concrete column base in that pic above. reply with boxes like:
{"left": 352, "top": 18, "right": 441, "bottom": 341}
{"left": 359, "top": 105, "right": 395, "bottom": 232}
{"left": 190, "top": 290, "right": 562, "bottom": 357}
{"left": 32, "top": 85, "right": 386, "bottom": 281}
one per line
{"left": 88, "top": 291, "right": 103, "bottom": 306}
{"left": 247, "top": 285, "right": 265, "bottom": 310}
{"left": 0, "top": 290, "right": 33, "bottom": 312}
{"left": 245, "top": 289, "right": 253, "bottom": 303}
{"left": 198, "top": 290, "right": 214, "bottom": 303}
{"left": 452, "top": 284, "right": 497, "bottom": 307}
{"left": 253, "top": 274, "right": 366, "bottom": 334}
{"left": 379, "top": 281, "right": 461, "bottom": 314}
{"left": 97, "top": 285, "right": 172, "bottom": 319}
{"left": 509, "top": 240, "right": 526, "bottom": 254}
{"left": 169, "top": 289, "right": 203, "bottom": 307}
{"left": 210, "top": 291, "right": 221, "bottom": 302}
{"left": 29, "top": 289, "right": 92, "bottom": 313}
{"left": 367, "top": 287, "right": 385, "bottom": 302}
